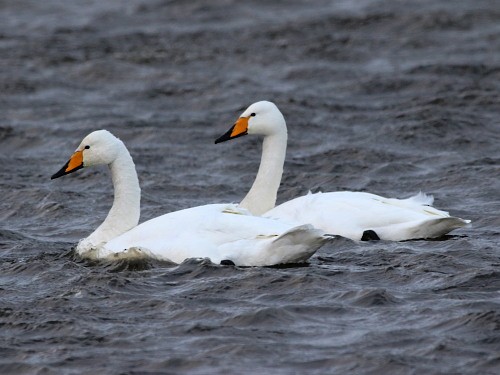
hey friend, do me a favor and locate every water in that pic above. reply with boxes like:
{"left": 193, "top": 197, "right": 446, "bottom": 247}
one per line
{"left": 1, "top": 0, "right": 499, "bottom": 373}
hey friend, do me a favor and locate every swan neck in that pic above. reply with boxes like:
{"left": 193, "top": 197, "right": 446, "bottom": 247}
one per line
{"left": 83, "top": 145, "right": 141, "bottom": 248}
{"left": 240, "top": 131, "right": 287, "bottom": 215}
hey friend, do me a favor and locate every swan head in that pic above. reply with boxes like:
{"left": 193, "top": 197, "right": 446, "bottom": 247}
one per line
{"left": 51, "top": 130, "right": 123, "bottom": 179}
{"left": 215, "top": 101, "right": 286, "bottom": 144}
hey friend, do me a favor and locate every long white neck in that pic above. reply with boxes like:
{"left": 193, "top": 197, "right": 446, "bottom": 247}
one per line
{"left": 80, "top": 145, "right": 141, "bottom": 251}
{"left": 239, "top": 130, "right": 287, "bottom": 215}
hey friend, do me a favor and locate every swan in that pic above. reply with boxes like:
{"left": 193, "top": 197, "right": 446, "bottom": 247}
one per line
{"left": 51, "top": 130, "right": 330, "bottom": 266}
{"left": 215, "top": 101, "right": 470, "bottom": 241}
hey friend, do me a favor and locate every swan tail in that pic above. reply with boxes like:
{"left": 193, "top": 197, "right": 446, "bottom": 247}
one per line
{"left": 406, "top": 191, "right": 434, "bottom": 206}
{"left": 411, "top": 216, "right": 471, "bottom": 239}
{"left": 374, "top": 216, "right": 471, "bottom": 241}
{"left": 396, "top": 192, "right": 451, "bottom": 217}
{"left": 268, "top": 224, "right": 330, "bottom": 265}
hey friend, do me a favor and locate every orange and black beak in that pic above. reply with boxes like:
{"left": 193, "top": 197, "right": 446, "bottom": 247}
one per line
{"left": 51, "top": 150, "right": 84, "bottom": 180}
{"left": 215, "top": 116, "right": 249, "bottom": 144}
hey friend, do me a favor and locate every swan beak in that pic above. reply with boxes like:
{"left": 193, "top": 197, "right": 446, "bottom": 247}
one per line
{"left": 215, "top": 117, "right": 249, "bottom": 144}
{"left": 51, "top": 150, "right": 84, "bottom": 180}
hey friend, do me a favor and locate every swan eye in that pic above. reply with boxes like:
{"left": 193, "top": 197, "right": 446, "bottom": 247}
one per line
{"left": 250, "top": 113, "right": 256, "bottom": 117}
{"left": 84, "top": 145, "right": 90, "bottom": 149}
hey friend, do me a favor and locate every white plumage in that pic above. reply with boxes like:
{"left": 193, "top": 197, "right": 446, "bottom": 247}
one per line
{"left": 215, "top": 101, "right": 470, "bottom": 241}
{"left": 52, "top": 130, "right": 329, "bottom": 266}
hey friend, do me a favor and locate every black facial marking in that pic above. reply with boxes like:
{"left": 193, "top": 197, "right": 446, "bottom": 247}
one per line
{"left": 50, "top": 160, "right": 84, "bottom": 180}
{"left": 214, "top": 124, "right": 248, "bottom": 144}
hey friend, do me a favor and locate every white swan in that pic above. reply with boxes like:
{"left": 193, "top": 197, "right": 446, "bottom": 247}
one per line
{"left": 215, "top": 101, "right": 470, "bottom": 241}
{"left": 51, "top": 130, "right": 329, "bottom": 266}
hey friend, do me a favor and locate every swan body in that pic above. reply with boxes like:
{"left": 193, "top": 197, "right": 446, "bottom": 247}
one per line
{"left": 51, "top": 130, "right": 328, "bottom": 266}
{"left": 265, "top": 191, "right": 469, "bottom": 241}
{"left": 100, "top": 204, "right": 326, "bottom": 266}
{"left": 215, "top": 101, "right": 470, "bottom": 241}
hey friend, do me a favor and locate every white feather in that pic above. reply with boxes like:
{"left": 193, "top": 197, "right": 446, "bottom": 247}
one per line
{"left": 54, "top": 130, "right": 329, "bottom": 266}
{"left": 218, "top": 101, "right": 470, "bottom": 241}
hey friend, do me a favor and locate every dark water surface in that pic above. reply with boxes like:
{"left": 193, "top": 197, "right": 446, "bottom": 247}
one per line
{"left": 1, "top": 0, "right": 499, "bottom": 373}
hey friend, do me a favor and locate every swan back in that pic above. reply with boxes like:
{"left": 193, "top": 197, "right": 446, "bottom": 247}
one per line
{"left": 101, "top": 204, "right": 329, "bottom": 266}
{"left": 265, "top": 191, "right": 470, "bottom": 241}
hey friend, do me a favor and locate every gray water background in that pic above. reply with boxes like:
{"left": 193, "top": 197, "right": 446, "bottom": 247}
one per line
{"left": 1, "top": 0, "right": 499, "bottom": 373}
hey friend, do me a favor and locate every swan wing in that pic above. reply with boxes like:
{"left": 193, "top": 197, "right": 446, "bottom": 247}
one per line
{"left": 265, "top": 192, "right": 470, "bottom": 241}
{"left": 99, "top": 204, "right": 328, "bottom": 266}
